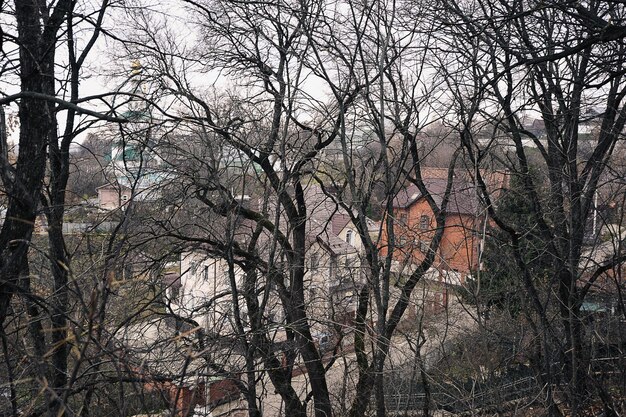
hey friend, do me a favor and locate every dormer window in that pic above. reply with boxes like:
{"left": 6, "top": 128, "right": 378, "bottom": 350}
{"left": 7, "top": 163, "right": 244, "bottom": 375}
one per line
{"left": 310, "top": 253, "right": 319, "bottom": 271}
{"left": 419, "top": 215, "right": 430, "bottom": 230}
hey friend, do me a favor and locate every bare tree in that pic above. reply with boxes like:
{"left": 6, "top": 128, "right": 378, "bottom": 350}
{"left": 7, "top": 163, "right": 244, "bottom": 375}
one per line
{"left": 111, "top": 1, "right": 478, "bottom": 417}
{"left": 2, "top": 0, "right": 624, "bottom": 416}
{"left": 0, "top": 1, "right": 142, "bottom": 416}
{"left": 432, "top": 0, "right": 626, "bottom": 415}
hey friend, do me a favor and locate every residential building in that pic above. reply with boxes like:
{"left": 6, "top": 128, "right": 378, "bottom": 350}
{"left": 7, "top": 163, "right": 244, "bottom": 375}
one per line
{"left": 174, "top": 252, "right": 246, "bottom": 332}
{"left": 382, "top": 177, "right": 483, "bottom": 282}
{"left": 118, "top": 184, "right": 483, "bottom": 417}
{"left": 96, "top": 182, "right": 132, "bottom": 210}
{"left": 172, "top": 186, "right": 376, "bottom": 334}
{"left": 380, "top": 170, "right": 507, "bottom": 311}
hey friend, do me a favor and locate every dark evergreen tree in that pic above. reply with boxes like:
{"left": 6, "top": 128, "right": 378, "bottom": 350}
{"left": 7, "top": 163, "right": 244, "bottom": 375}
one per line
{"left": 466, "top": 169, "right": 552, "bottom": 316}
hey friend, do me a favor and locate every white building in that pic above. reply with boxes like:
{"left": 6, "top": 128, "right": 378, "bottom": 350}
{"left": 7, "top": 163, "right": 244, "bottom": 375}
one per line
{"left": 171, "top": 186, "right": 378, "bottom": 336}
{"left": 174, "top": 252, "right": 244, "bottom": 333}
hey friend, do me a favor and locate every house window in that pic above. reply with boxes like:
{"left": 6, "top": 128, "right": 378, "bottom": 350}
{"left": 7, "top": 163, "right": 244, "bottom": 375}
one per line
{"left": 123, "top": 264, "right": 133, "bottom": 280}
{"left": 399, "top": 213, "right": 408, "bottom": 225}
{"left": 419, "top": 215, "right": 430, "bottom": 230}
{"left": 169, "top": 285, "right": 180, "bottom": 301}
{"left": 418, "top": 240, "right": 429, "bottom": 253}
{"left": 346, "top": 230, "right": 353, "bottom": 245}
{"left": 398, "top": 236, "right": 407, "bottom": 247}
{"left": 203, "top": 265, "right": 209, "bottom": 281}
{"left": 310, "top": 253, "right": 319, "bottom": 271}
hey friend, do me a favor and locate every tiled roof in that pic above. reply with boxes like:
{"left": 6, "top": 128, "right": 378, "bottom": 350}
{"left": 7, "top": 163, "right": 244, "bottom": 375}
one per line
{"left": 303, "top": 186, "right": 369, "bottom": 254}
{"left": 392, "top": 169, "right": 508, "bottom": 215}
{"left": 331, "top": 212, "right": 352, "bottom": 235}
{"left": 316, "top": 233, "right": 358, "bottom": 256}
{"left": 392, "top": 178, "right": 480, "bottom": 215}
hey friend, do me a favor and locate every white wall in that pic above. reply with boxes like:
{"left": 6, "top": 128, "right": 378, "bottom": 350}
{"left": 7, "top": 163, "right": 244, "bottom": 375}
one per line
{"left": 176, "top": 252, "right": 241, "bottom": 332}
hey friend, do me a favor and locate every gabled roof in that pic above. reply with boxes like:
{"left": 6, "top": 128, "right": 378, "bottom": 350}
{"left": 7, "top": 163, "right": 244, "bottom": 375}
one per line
{"left": 315, "top": 233, "right": 358, "bottom": 256}
{"left": 303, "top": 185, "right": 375, "bottom": 249}
{"left": 163, "top": 272, "right": 181, "bottom": 291}
{"left": 392, "top": 178, "right": 480, "bottom": 216}
{"left": 96, "top": 182, "right": 131, "bottom": 191}
{"left": 331, "top": 212, "right": 352, "bottom": 235}
{"left": 392, "top": 168, "right": 508, "bottom": 215}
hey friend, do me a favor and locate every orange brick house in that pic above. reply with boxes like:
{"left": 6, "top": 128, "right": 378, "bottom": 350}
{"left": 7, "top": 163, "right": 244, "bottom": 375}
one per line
{"left": 381, "top": 171, "right": 507, "bottom": 300}
{"left": 385, "top": 178, "right": 481, "bottom": 278}
{"left": 379, "top": 176, "right": 483, "bottom": 313}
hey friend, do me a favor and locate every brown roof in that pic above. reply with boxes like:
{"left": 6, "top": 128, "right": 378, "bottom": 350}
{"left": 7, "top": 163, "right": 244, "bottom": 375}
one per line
{"left": 393, "top": 178, "right": 480, "bottom": 215}
{"left": 393, "top": 168, "right": 508, "bottom": 215}
{"left": 330, "top": 212, "right": 352, "bottom": 235}
{"left": 208, "top": 379, "right": 241, "bottom": 406}
{"left": 96, "top": 182, "right": 131, "bottom": 191}
{"left": 303, "top": 186, "right": 369, "bottom": 254}
{"left": 162, "top": 272, "right": 181, "bottom": 290}
{"left": 315, "top": 233, "right": 358, "bottom": 256}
